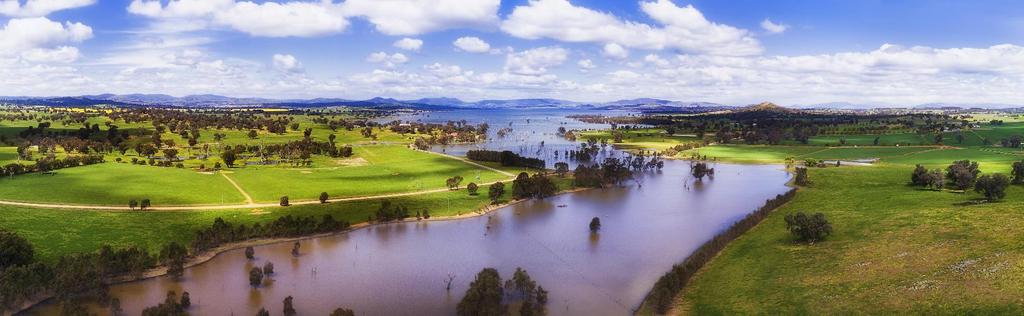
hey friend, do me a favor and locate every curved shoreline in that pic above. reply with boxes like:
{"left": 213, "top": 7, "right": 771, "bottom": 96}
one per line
{"left": 12, "top": 186, "right": 592, "bottom": 314}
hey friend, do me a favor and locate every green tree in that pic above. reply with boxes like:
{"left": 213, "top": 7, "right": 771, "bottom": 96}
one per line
{"left": 488, "top": 182, "right": 505, "bottom": 204}
{"left": 0, "top": 229, "right": 34, "bottom": 269}
{"left": 319, "top": 192, "right": 330, "bottom": 203}
{"left": 1012, "top": 161, "right": 1024, "bottom": 184}
{"left": 975, "top": 173, "right": 1010, "bottom": 201}
{"left": 910, "top": 164, "right": 929, "bottom": 186}
{"left": 794, "top": 167, "right": 809, "bottom": 186}
{"left": 784, "top": 212, "right": 832, "bottom": 243}
{"left": 280, "top": 196, "right": 290, "bottom": 206}
{"left": 457, "top": 268, "right": 506, "bottom": 316}
{"left": 220, "top": 150, "right": 237, "bottom": 167}
{"left": 467, "top": 182, "right": 479, "bottom": 195}
{"left": 554, "top": 162, "right": 569, "bottom": 177}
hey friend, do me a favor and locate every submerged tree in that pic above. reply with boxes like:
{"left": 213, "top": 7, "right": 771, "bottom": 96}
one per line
{"left": 263, "top": 261, "right": 275, "bottom": 275}
{"left": 283, "top": 296, "right": 297, "bottom": 316}
{"left": 692, "top": 162, "right": 710, "bottom": 180}
{"left": 457, "top": 268, "right": 506, "bottom": 316}
{"left": 249, "top": 267, "right": 264, "bottom": 287}
{"left": 589, "top": 217, "right": 601, "bottom": 232}
{"left": 245, "top": 246, "right": 255, "bottom": 260}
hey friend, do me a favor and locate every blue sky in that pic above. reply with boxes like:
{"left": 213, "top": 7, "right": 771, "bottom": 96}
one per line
{"left": 2, "top": 0, "right": 1024, "bottom": 105}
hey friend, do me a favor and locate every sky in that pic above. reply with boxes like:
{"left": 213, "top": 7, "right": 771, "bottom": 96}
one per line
{"left": 2, "top": 0, "right": 1024, "bottom": 105}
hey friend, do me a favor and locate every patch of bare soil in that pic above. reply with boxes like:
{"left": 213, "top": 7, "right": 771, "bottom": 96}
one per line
{"left": 335, "top": 157, "right": 369, "bottom": 166}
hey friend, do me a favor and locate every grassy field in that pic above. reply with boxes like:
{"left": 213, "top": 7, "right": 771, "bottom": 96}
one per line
{"left": 660, "top": 144, "right": 1024, "bottom": 314}
{"left": 0, "top": 163, "right": 246, "bottom": 205}
{"left": 577, "top": 128, "right": 700, "bottom": 151}
{"left": 228, "top": 145, "right": 511, "bottom": 202}
{"left": 0, "top": 176, "right": 573, "bottom": 262}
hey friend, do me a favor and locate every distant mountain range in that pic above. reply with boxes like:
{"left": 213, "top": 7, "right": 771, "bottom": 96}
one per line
{"left": 0, "top": 94, "right": 733, "bottom": 111}
{"left": 0, "top": 94, "right": 1019, "bottom": 111}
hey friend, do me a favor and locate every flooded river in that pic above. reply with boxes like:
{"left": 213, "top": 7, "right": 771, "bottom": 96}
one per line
{"left": 28, "top": 110, "right": 790, "bottom": 315}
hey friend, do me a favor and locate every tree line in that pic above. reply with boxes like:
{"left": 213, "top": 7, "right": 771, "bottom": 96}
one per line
{"left": 466, "top": 150, "right": 546, "bottom": 169}
{"left": 643, "top": 189, "right": 797, "bottom": 313}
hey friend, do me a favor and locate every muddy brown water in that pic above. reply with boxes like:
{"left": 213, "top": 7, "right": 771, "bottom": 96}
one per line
{"left": 28, "top": 161, "right": 789, "bottom": 315}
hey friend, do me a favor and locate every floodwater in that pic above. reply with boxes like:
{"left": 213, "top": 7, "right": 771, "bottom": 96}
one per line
{"left": 28, "top": 110, "right": 790, "bottom": 315}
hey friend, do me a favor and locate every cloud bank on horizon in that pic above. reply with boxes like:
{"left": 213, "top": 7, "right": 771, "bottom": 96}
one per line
{"left": 0, "top": 0, "right": 1023, "bottom": 106}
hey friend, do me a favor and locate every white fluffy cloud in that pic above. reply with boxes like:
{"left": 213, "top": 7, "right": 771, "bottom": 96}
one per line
{"left": 272, "top": 54, "right": 303, "bottom": 73}
{"left": 366, "top": 51, "right": 409, "bottom": 68}
{"left": 340, "top": 0, "right": 500, "bottom": 35}
{"left": 577, "top": 58, "right": 596, "bottom": 71}
{"left": 128, "top": 0, "right": 349, "bottom": 37}
{"left": 393, "top": 37, "right": 423, "bottom": 51}
{"left": 760, "top": 19, "right": 788, "bottom": 34}
{"left": 502, "top": 0, "right": 761, "bottom": 56}
{"left": 453, "top": 36, "right": 491, "bottom": 53}
{"left": 504, "top": 46, "right": 567, "bottom": 75}
{"left": 602, "top": 43, "right": 628, "bottom": 59}
{"left": 0, "top": 17, "right": 92, "bottom": 52}
{"left": 0, "top": 0, "right": 95, "bottom": 17}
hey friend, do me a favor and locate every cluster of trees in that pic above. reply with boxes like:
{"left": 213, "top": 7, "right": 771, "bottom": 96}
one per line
{"left": 0, "top": 228, "right": 162, "bottom": 309}
{"left": 190, "top": 215, "right": 350, "bottom": 254}
{"left": 511, "top": 172, "right": 557, "bottom": 199}
{"left": 572, "top": 158, "right": 634, "bottom": 188}
{"left": 466, "top": 150, "right": 546, "bottom": 169}
{"left": 644, "top": 189, "right": 797, "bottom": 313}
{"left": 1, "top": 154, "right": 104, "bottom": 177}
{"left": 140, "top": 290, "right": 191, "bottom": 316}
{"left": 910, "top": 160, "right": 1012, "bottom": 201}
{"left": 457, "top": 267, "right": 548, "bottom": 316}
{"left": 784, "top": 212, "right": 833, "bottom": 242}
{"left": 388, "top": 120, "right": 489, "bottom": 145}
{"left": 374, "top": 200, "right": 411, "bottom": 222}
{"left": 691, "top": 162, "right": 714, "bottom": 180}
{"left": 1, "top": 211, "right": 357, "bottom": 311}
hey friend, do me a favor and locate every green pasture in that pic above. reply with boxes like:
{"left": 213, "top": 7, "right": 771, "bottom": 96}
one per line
{"left": 674, "top": 160, "right": 1024, "bottom": 314}
{"left": 0, "top": 163, "right": 246, "bottom": 205}
{"left": 0, "top": 177, "right": 573, "bottom": 262}
{"left": 577, "top": 129, "right": 700, "bottom": 151}
{"left": 227, "top": 145, "right": 512, "bottom": 202}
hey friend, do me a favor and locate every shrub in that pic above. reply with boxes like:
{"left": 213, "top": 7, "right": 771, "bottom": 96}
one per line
{"left": 784, "top": 212, "right": 832, "bottom": 243}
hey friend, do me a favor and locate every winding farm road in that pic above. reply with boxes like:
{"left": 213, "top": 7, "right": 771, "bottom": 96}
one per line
{"left": 0, "top": 150, "right": 521, "bottom": 211}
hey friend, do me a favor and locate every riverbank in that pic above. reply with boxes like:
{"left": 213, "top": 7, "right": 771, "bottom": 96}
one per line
{"left": 666, "top": 156, "right": 1024, "bottom": 314}
{"left": 11, "top": 185, "right": 591, "bottom": 314}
